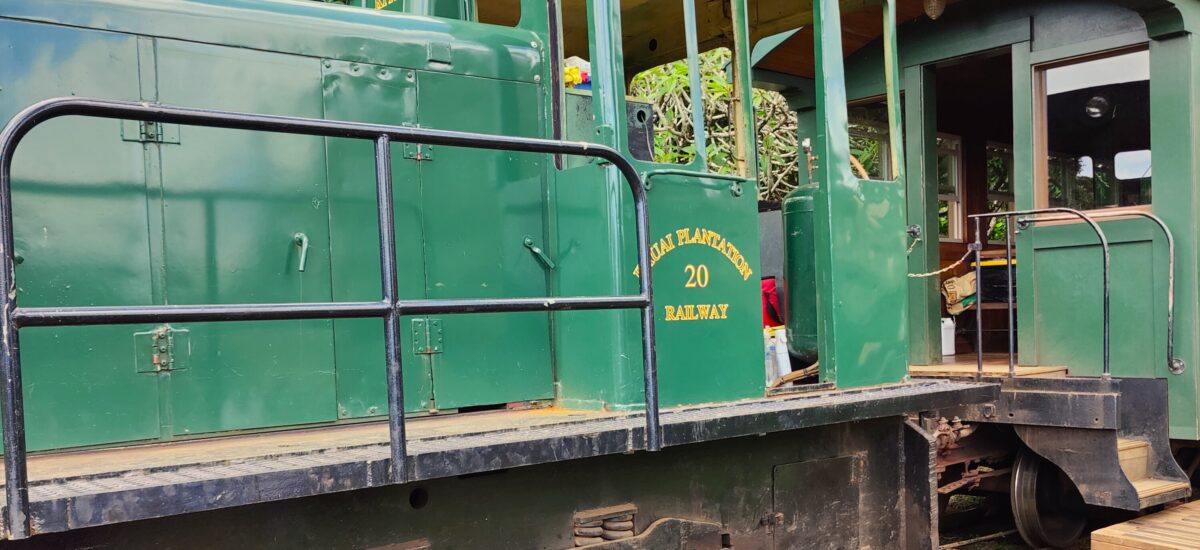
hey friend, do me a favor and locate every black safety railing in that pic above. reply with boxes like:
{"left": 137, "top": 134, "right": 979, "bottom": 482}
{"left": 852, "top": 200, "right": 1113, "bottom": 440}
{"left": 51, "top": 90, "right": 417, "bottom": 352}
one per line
{"left": 968, "top": 208, "right": 1181, "bottom": 381}
{"left": 0, "top": 97, "right": 662, "bottom": 539}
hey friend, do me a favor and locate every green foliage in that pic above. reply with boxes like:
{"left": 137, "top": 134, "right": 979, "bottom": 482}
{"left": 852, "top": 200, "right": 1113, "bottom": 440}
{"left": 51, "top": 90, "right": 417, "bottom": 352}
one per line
{"left": 628, "top": 49, "right": 799, "bottom": 200}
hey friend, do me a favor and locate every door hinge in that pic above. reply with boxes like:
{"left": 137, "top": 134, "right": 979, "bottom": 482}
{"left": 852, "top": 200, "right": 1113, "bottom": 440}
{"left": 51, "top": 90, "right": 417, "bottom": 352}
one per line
{"left": 401, "top": 123, "right": 435, "bottom": 161}
{"left": 122, "top": 120, "right": 181, "bottom": 144}
{"left": 135, "top": 326, "right": 190, "bottom": 373}
{"left": 412, "top": 319, "right": 444, "bottom": 355}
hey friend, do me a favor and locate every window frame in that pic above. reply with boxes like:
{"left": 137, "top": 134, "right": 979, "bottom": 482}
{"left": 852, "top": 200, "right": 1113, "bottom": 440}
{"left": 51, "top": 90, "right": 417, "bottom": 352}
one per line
{"left": 936, "top": 133, "right": 963, "bottom": 242}
{"left": 1032, "top": 44, "right": 1152, "bottom": 214}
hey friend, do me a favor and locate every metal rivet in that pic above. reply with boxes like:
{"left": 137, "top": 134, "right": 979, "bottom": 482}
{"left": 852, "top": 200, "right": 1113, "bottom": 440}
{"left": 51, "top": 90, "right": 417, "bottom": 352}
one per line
{"left": 534, "top": 74, "right": 541, "bottom": 83}
{"left": 530, "top": 41, "right": 538, "bottom": 48}
{"left": 323, "top": 60, "right": 332, "bottom": 68}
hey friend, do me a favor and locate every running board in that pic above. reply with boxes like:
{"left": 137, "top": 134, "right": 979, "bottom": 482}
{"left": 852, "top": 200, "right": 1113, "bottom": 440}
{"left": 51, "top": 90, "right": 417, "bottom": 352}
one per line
{"left": 1012, "top": 378, "right": 1190, "bottom": 511}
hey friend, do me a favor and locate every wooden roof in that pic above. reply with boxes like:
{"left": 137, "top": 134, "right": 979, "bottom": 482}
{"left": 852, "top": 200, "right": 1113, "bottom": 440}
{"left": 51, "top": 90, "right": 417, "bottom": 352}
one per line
{"left": 518, "top": 0, "right": 944, "bottom": 78}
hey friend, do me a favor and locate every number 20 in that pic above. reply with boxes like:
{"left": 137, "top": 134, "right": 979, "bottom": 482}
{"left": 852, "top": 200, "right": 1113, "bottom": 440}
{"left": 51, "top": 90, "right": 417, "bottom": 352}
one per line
{"left": 684, "top": 264, "right": 709, "bottom": 288}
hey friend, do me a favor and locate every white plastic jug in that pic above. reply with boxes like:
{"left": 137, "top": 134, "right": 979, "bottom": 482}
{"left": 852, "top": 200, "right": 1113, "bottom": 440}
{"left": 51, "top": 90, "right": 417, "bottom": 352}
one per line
{"left": 941, "top": 317, "right": 956, "bottom": 357}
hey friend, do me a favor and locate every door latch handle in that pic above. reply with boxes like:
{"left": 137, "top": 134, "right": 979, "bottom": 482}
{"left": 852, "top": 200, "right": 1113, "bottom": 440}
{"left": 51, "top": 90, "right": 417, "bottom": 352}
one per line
{"left": 523, "top": 237, "right": 555, "bottom": 270}
{"left": 293, "top": 232, "right": 310, "bottom": 272}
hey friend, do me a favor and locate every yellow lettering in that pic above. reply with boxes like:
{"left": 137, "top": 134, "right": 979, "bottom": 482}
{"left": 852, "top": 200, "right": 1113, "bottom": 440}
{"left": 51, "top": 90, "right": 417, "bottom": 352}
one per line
{"left": 697, "top": 304, "right": 711, "bottom": 319}
{"left": 632, "top": 227, "right": 754, "bottom": 280}
{"left": 664, "top": 305, "right": 676, "bottom": 321}
{"left": 718, "top": 304, "right": 730, "bottom": 319}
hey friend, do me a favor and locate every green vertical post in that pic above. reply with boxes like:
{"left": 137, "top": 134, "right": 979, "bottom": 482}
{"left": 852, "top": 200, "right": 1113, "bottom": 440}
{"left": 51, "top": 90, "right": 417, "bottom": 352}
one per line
{"left": 882, "top": 0, "right": 905, "bottom": 181}
{"left": 681, "top": 0, "right": 707, "bottom": 166}
{"left": 812, "top": 0, "right": 909, "bottom": 387}
{"left": 1011, "top": 41, "right": 1036, "bottom": 366}
{"left": 903, "top": 64, "right": 941, "bottom": 365}
{"left": 730, "top": 0, "right": 760, "bottom": 178}
{"left": 1149, "top": 29, "right": 1200, "bottom": 439}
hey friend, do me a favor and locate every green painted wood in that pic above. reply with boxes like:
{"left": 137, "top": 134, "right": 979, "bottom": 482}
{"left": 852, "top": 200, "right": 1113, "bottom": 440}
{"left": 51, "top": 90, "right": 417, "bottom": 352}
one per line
{"left": 0, "top": 19, "right": 162, "bottom": 451}
{"left": 1029, "top": 223, "right": 1168, "bottom": 380}
{"left": 1012, "top": 41, "right": 1036, "bottom": 367}
{"left": 154, "top": 40, "right": 339, "bottom": 435}
{"left": 1144, "top": 31, "right": 1200, "bottom": 439}
{"left": 322, "top": 59, "right": 435, "bottom": 417}
{"left": 903, "top": 64, "right": 941, "bottom": 365}
{"left": 416, "top": 71, "right": 555, "bottom": 410}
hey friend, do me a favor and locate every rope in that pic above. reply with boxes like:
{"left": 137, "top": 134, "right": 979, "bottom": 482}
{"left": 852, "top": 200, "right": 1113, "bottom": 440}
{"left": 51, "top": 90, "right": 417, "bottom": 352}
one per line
{"left": 909, "top": 248, "right": 973, "bottom": 279}
{"left": 905, "top": 235, "right": 922, "bottom": 256}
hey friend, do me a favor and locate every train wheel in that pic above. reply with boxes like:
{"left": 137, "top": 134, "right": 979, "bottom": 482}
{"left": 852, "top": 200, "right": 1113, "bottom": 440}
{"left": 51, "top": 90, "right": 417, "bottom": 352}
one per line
{"left": 1010, "top": 448, "right": 1088, "bottom": 548}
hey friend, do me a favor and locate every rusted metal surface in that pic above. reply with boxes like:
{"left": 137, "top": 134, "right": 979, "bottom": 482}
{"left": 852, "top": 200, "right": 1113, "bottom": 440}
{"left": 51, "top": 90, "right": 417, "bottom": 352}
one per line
{"left": 0, "top": 380, "right": 995, "bottom": 539}
{"left": 576, "top": 518, "right": 723, "bottom": 549}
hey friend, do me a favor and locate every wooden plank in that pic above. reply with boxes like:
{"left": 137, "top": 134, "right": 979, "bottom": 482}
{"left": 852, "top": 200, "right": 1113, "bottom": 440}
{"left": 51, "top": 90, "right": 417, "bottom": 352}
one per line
{"left": 911, "top": 353, "right": 1069, "bottom": 378}
{"left": 1093, "top": 500, "right": 1200, "bottom": 550}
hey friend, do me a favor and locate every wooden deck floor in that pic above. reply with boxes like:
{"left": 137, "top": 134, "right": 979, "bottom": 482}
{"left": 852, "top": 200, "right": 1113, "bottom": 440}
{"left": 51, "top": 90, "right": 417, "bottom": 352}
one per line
{"left": 910, "top": 354, "right": 1068, "bottom": 378}
{"left": 1092, "top": 498, "right": 1200, "bottom": 549}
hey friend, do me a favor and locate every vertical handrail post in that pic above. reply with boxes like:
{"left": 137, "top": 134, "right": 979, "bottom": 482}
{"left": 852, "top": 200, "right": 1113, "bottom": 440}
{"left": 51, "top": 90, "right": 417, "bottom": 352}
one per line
{"left": 973, "top": 218, "right": 983, "bottom": 381}
{"left": 374, "top": 135, "right": 409, "bottom": 482}
{"left": 973, "top": 208, "right": 1110, "bottom": 379}
{"left": 1100, "top": 217, "right": 1111, "bottom": 379}
{"left": 681, "top": 0, "right": 707, "bottom": 166}
{"left": 628, "top": 171, "right": 661, "bottom": 452}
{"left": 1005, "top": 214, "right": 1015, "bottom": 379}
{"left": 0, "top": 120, "right": 29, "bottom": 539}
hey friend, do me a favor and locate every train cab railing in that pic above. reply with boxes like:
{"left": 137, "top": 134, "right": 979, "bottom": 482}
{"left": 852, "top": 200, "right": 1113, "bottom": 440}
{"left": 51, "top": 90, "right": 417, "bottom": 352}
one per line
{"left": 967, "top": 208, "right": 1181, "bottom": 381}
{"left": 0, "top": 97, "right": 662, "bottom": 540}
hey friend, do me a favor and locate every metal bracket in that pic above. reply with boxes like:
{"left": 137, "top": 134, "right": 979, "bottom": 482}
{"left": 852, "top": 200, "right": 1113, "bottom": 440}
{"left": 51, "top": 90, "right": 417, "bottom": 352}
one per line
{"left": 1170, "top": 357, "right": 1186, "bottom": 375}
{"left": 401, "top": 124, "right": 435, "bottom": 161}
{"left": 134, "top": 326, "right": 190, "bottom": 373}
{"left": 411, "top": 319, "right": 443, "bottom": 355}
{"left": 523, "top": 236, "right": 556, "bottom": 270}
{"left": 121, "top": 120, "right": 180, "bottom": 144}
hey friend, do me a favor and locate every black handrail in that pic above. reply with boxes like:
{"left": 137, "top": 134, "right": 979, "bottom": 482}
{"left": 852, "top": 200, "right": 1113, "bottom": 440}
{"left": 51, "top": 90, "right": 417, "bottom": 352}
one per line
{"left": 969, "top": 208, "right": 1110, "bottom": 379}
{"left": 0, "top": 97, "right": 661, "bottom": 539}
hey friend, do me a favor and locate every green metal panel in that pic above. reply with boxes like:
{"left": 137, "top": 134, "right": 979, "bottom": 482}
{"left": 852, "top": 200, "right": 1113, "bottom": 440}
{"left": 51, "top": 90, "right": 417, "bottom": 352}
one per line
{"left": 0, "top": 20, "right": 162, "bottom": 450}
{"left": 415, "top": 71, "right": 555, "bottom": 409}
{"left": 154, "top": 39, "right": 338, "bottom": 435}
{"left": 644, "top": 175, "right": 765, "bottom": 407}
{"left": 322, "top": 60, "right": 434, "bottom": 417}
{"left": 0, "top": 0, "right": 544, "bottom": 85}
{"left": 811, "top": 0, "right": 909, "bottom": 388}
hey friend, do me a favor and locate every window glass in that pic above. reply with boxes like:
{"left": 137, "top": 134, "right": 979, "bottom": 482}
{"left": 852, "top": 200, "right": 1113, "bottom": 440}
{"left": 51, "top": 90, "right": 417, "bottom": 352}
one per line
{"left": 848, "top": 101, "right": 891, "bottom": 180}
{"left": 985, "top": 144, "right": 1016, "bottom": 241}
{"left": 1042, "top": 50, "right": 1150, "bottom": 209}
